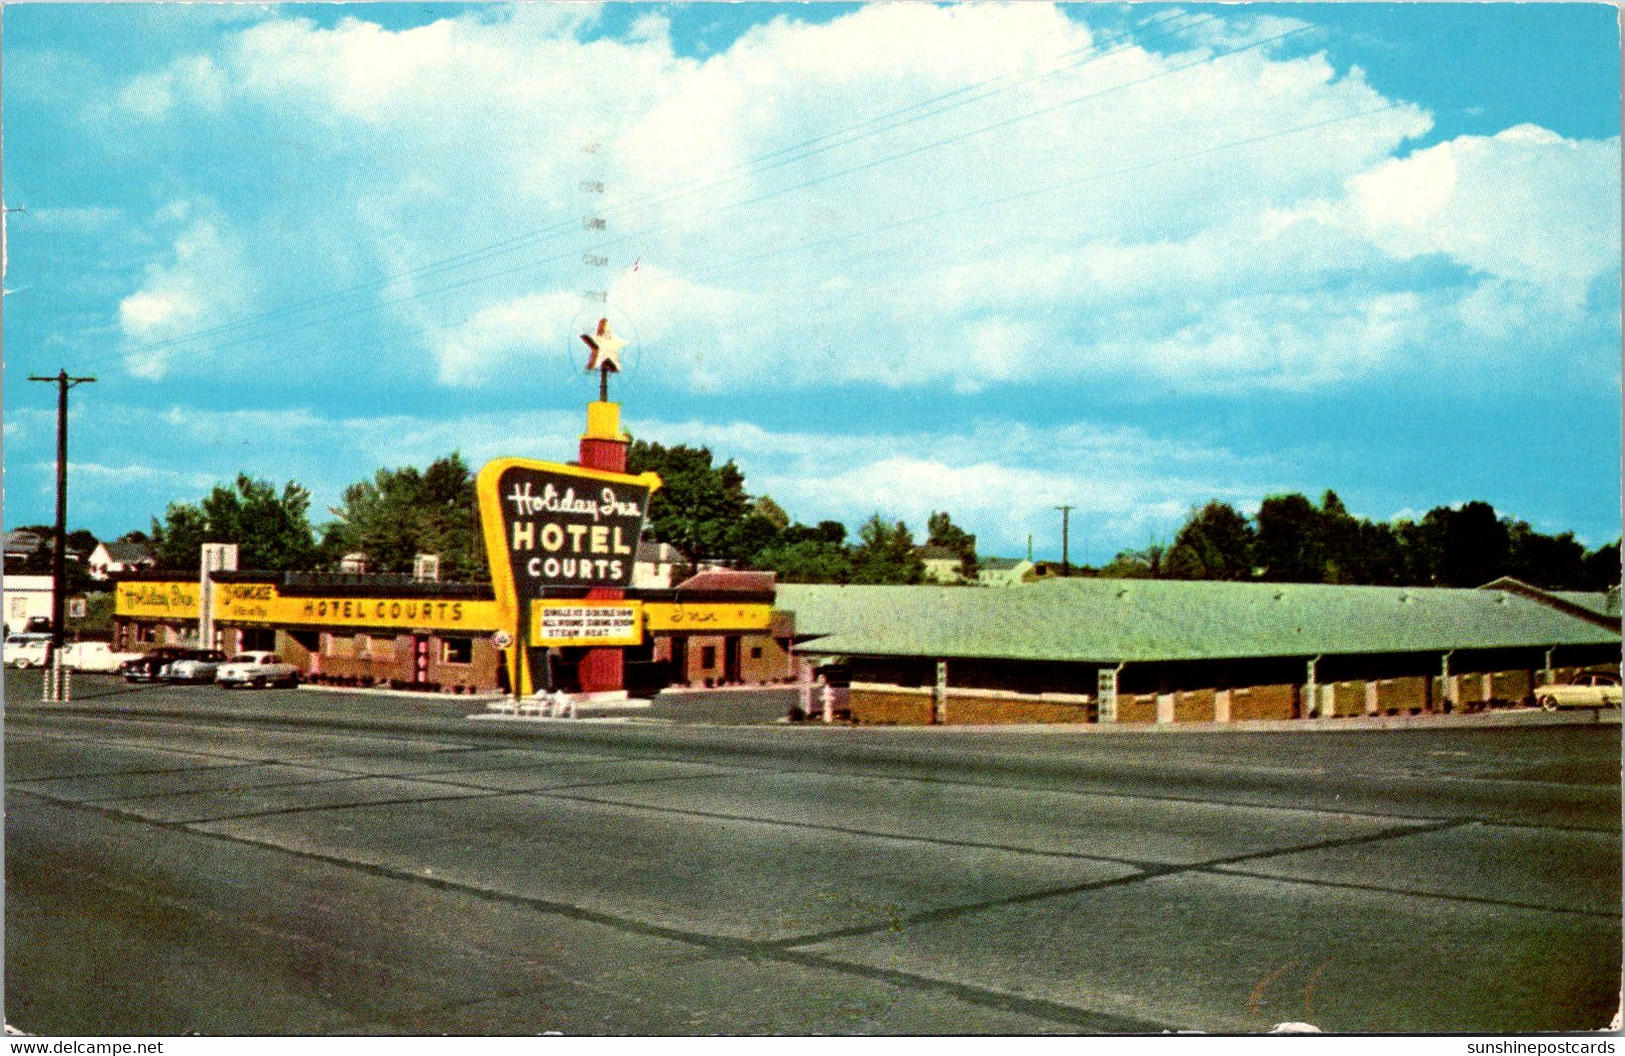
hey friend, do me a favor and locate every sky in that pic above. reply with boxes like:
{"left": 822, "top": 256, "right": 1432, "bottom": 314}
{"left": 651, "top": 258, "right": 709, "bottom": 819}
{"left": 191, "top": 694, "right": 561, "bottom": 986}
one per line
{"left": 2, "top": 1, "right": 1620, "bottom": 565}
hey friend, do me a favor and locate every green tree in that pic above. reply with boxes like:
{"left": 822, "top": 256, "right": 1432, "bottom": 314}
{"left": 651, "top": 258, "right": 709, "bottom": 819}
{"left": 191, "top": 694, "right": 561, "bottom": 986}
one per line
{"left": 1506, "top": 521, "right": 1587, "bottom": 589}
{"left": 151, "top": 474, "right": 317, "bottom": 571}
{"left": 1255, "top": 493, "right": 1326, "bottom": 582}
{"left": 926, "top": 510, "right": 978, "bottom": 578}
{"left": 1100, "top": 543, "right": 1165, "bottom": 579}
{"left": 752, "top": 539, "right": 854, "bottom": 583}
{"left": 1579, "top": 540, "right": 1620, "bottom": 592}
{"left": 322, "top": 453, "right": 482, "bottom": 580}
{"left": 1165, "top": 501, "right": 1254, "bottom": 580}
{"left": 627, "top": 440, "right": 753, "bottom": 564}
{"left": 849, "top": 514, "right": 924, "bottom": 584}
{"left": 1435, "top": 501, "right": 1512, "bottom": 586}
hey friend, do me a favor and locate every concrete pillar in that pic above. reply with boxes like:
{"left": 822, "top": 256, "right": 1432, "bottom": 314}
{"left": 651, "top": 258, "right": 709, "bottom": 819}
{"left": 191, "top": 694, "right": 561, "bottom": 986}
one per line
{"left": 1304, "top": 656, "right": 1321, "bottom": 719}
{"left": 1365, "top": 680, "right": 1379, "bottom": 716}
{"left": 1215, "top": 688, "right": 1232, "bottom": 723}
{"left": 1155, "top": 692, "right": 1175, "bottom": 724}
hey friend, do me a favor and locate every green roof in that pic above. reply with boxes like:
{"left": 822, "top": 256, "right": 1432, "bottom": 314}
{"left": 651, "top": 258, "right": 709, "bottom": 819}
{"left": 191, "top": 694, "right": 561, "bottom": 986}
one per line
{"left": 1552, "top": 591, "right": 1618, "bottom": 618}
{"left": 779, "top": 578, "right": 1621, "bottom": 663}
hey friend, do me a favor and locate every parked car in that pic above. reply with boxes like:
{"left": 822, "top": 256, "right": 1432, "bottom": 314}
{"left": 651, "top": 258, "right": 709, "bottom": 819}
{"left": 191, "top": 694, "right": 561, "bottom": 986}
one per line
{"left": 61, "top": 641, "right": 142, "bottom": 673}
{"left": 4, "top": 634, "right": 53, "bottom": 668}
{"left": 1533, "top": 673, "right": 1622, "bottom": 711}
{"left": 216, "top": 651, "right": 300, "bottom": 689}
{"left": 119, "top": 647, "right": 192, "bottom": 683}
{"left": 160, "top": 649, "right": 230, "bottom": 684}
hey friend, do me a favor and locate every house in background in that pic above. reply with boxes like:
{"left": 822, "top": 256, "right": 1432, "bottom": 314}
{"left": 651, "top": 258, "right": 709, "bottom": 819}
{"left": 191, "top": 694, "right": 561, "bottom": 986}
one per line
{"left": 3, "top": 575, "right": 54, "bottom": 636}
{"left": 918, "top": 544, "right": 968, "bottom": 584}
{"left": 633, "top": 541, "right": 686, "bottom": 589}
{"left": 976, "top": 557, "right": 1035, "bottom": 586}
{"left": 4, "top": 530, "right": 45, "bottom": 570}
{"left": 88, "top": 540, "right": 157, "bottom": 580}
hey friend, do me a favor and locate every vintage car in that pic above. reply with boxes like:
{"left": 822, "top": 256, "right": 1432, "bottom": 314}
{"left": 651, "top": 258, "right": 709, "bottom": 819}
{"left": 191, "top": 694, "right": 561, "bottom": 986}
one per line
{"left": 1533, "top": 673, "right": 1622, "bottom": 710}
{"left": 160, "top": 649, "right": 230, "bottom": 684}
{"left": 4, "top": 634, "right": 52, "bottom": 668}
{"left": 215, "top": 651, "right": 301, "bottom": 689}
{"left": 62, "top": 641, "right": 142, "bottom": 672}
{"left": 119, "top": 647, "right": 193, "bottom": 682}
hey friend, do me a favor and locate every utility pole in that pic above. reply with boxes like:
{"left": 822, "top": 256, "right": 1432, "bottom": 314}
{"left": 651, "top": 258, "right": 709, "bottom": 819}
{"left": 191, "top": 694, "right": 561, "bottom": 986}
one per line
{"left": 1054, "top": 504, "right": 1074, "bottom": 577}
{"left": 28, "top": 370, "right": 95, "bottom": 700}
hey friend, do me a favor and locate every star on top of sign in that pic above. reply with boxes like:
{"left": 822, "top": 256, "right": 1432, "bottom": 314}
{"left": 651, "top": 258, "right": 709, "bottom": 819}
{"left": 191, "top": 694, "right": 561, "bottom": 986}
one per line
{"left": 580, "top": 318, "right": 626, "bottom": 374}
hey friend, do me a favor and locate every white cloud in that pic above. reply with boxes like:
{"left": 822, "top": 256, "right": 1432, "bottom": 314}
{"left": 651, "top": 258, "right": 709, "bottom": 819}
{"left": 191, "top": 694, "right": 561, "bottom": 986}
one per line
{"left": 1348, "top": 125, "right": 1621, "bottom": 303}
{"left": 117, "top": 205, "right": 253, "bottom": 378}
{"left": 84, "top": 5, "right": 1617, "bottom": 401}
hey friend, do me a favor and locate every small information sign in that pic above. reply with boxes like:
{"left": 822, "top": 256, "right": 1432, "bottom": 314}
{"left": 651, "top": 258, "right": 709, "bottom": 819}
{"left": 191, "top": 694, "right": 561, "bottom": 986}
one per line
{"left": 530, "top": 601, "right": 643, "bottom": 647}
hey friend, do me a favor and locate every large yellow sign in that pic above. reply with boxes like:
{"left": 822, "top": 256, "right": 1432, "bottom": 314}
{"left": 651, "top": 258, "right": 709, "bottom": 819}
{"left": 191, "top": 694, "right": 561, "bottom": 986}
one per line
{"left": 114, "top": 581, "right": 200, "bottom": 619}
{"left": 643, "top": 602, "right": 773, "bottom": 632}
{"left": 213, "top": 581, "right": 504, "bottom": 631}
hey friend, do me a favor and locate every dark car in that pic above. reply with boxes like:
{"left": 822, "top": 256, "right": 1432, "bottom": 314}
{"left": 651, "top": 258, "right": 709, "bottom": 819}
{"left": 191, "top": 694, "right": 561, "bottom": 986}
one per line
{"left": 119, "top": 647, "right": 191, "bottom": 683}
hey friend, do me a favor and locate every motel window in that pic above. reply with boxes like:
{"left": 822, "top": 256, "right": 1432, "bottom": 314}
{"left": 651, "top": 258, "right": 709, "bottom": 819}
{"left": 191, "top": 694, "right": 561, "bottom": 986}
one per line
{"left": 355, "top": 634, "right": 371, "bottom": 658}
{"left": 134, "top": 623, "right": 154, "bottom": 644}
{"left": 750, "top": 646, "right": 763, "bottom": 659}
{"left": 323, "top": 634, "right": 354, "bottom": 658}
{"left": 440, "top": 637, "right": 473, "bottom": 665}
{"left": 369, "top": 635, "right": 397, "bottom": 662}
{"left": 700, "top": 645, "right": 717, "bottom": 670}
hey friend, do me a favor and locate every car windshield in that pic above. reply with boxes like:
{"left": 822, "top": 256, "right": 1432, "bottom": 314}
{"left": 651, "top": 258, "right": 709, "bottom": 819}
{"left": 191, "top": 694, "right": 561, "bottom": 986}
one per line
{"left": 227, "top": 655, "right": 258, "bottom": 663}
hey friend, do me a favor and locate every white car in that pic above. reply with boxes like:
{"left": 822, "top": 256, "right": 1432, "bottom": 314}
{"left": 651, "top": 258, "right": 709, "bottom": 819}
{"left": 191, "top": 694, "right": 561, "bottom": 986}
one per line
{"left": 161, "top": 649, "right": 230, "bottom": 684}
{"left": 61, "top": 641, "right": 142, "bottom": 673}
{"left": 4, "top": 635, "right": 51, "bottom": 668}
{"left": 215, "top": 651, "right": 301, "bottom": 689}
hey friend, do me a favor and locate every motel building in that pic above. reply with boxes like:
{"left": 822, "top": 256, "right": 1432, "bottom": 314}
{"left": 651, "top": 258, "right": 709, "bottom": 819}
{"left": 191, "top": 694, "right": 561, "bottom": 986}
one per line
{"left": 112, "top": 567, "right": 791, "bottom": 696}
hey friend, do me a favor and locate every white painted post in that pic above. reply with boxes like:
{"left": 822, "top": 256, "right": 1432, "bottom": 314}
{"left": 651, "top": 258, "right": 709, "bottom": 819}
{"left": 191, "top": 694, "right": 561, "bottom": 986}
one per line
{"left": 1215, "top": 688, "right": 1232, "bottom": 723}
{"left": 1097, "top": 665, "right": 1121, "bottom": 724}
{"left": 933, "top": 660, "right": 948, "bottom": 725}
{"left": 1155, "top": 692, "right": 1174, "bottom": 724}
{"left": 1304, "top": 656, "right": 1321, "bottom": 718}
{"left": 819, "top": 677, "right": 833, "bottom": 724}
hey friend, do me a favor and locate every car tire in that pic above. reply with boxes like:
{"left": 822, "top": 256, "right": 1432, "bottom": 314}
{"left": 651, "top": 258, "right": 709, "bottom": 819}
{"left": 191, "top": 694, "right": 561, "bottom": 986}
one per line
{"left": 252, "top": 676, "right": 267, "bottom": 689}
{"left": 13, "top": 659, "right": 33, "bottom": 670}
{"left": 1538, "top": 695, "right": 1559, "bottom": 712}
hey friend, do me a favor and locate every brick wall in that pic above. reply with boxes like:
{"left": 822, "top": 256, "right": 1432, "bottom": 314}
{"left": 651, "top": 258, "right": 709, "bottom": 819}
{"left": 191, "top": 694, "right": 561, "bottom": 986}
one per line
{"left": 1228, "top": 683, "right": 1297, "bottom": 721}
{"left": 1174, "top": 688, "right": 1216, "bottom": 722}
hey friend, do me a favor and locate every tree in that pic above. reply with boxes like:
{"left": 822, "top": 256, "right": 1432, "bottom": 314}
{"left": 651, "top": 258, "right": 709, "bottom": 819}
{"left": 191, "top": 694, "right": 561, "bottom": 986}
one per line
{"left": 1099, "top": 543, "right": 1165, "bottom": 579}
{"left": 849, "top": 514, "right": 924, "bottom": 584}
{"left": 1579, "top": 540, "right": 1621, "bottom": 592}
{"left": 1254, "top": 493, "right": 1327, "bottom": 582}
{"left": 926, "top": 510, "right": 978, "bottom": 578}
{"left": 322, "top": 453, "right": 482, "bottom": 580}
{"left": 151, "top": 474, "right": 317, "bottom": 571}
{"left": 1435, "top": 501, "right": 1512, "bottom": 587}
{"left": 1507, "top": 521, "right": 1586, "bottom": 589}
{"left": 1165, "top": 501, "right": 1254, "bottom": 580}
{"left": 626, "top": 440, "right": 753, "bottom": 564}
{"left": 752, "top": 539, "right": 853, "bottom": 583}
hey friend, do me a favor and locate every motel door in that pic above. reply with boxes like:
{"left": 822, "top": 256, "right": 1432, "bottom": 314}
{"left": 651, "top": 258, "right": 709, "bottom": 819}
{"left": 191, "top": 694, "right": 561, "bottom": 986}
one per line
{"left": 723, "top": 636, "right": 742, "bottom": 684}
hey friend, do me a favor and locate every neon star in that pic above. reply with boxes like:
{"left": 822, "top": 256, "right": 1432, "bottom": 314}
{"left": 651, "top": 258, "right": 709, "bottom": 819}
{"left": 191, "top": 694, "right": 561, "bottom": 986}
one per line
{"left": 580, "top": 318, "right": 626, "bottom": 373}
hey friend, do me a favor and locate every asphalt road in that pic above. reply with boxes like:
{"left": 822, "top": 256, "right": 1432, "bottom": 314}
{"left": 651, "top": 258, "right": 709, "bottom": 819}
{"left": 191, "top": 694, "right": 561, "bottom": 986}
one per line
{"left": 5, "top": 673, "right": 1620, "bottom": 1035}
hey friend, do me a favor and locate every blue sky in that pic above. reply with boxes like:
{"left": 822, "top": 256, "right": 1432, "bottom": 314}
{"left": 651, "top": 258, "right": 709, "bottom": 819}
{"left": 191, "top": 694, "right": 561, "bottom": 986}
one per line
{"left": 3, "top": 2, "right": 1620, "bottom": 563}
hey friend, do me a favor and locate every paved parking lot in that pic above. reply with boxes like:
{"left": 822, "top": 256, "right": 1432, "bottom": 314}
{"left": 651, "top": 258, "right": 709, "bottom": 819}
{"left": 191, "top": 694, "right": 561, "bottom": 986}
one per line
{"left": 5, "top": 673, "right": 1619, "bottom": 1035}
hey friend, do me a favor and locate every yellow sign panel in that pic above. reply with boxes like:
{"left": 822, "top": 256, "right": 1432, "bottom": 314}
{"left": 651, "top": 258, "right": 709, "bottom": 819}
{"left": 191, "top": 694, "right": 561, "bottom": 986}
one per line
{"left": 114, "top": 581, "right": 200, "bottom": 620}
{"left": 530, "top": 600, "right": 644, "bottom": 647}
{"left": 643, "top": 602, "right": 774, "bottom": 632}
{"left": 212, "top": 581, "right": 504, "bottom": 631}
